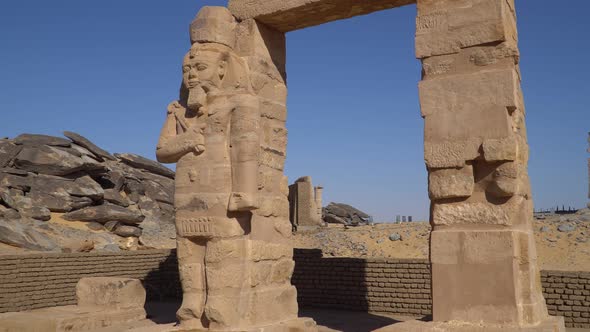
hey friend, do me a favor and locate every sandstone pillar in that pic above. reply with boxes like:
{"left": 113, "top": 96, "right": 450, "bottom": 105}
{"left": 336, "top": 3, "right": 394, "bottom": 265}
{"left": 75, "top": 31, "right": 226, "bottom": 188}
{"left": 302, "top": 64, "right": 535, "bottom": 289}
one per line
{"left": 288, "top": 176, "right": 322, "bottom": 230}
{"left": 314, "top": 186, "right": 323, "bottom": 220}
{"left": 156, "top": 6, "right": 315, "bottom": 331}
{"left": 377, "top": 0, "right": 564, "bottom": 330}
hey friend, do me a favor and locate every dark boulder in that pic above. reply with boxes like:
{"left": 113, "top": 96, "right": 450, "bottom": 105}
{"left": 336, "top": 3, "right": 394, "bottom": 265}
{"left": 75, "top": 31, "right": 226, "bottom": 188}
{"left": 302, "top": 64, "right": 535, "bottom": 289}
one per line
{"left": 14, "top": 134, "right": 72, "bottom": 147}
{"left": 323, "top": 202, "right": 372, "bottom": 226}
{"left": 64, "top": 131, "right": 116, "bottom": 161}
{"left": 0, "top": 218, "right": 58, "bottom": 251}
{"left": 0, "top": 141, "right": 22, "bottom": 168}
{"left": 0, "top": 205, "right": 20, "bottom": 220}
{"left": 62, "top": 204, "right": 145, "bottom": 225}
{"left": 104, "top": 220, "right": 120, "bottom": 232}
{"left": 115, "top": 153, "right": 175, "bottom": 179}
{"left": 30, "top": 174, "right": 103, "bottom": 202}
{"left": 86, "top": 222, "right": 104, "bottom": 231}
{"left": 0, "top": 172, "right": 31, "bottom": 191}
{"left": 103, "top": 189, "right": 130, "bottom": 207}
{"left": 124, "top": 178, "right": 145, "bottom": 203}
{"left": 28, "top": 190, "right": 93, "bottom": 213}
{"left": 14, "top": 145, "right": 85, "bottom": 175}
{"left": 113, "top": 225, "right": 142, "bottom": 237}
{"left": 143, "top": 180, "right": 173, "bottom": 205}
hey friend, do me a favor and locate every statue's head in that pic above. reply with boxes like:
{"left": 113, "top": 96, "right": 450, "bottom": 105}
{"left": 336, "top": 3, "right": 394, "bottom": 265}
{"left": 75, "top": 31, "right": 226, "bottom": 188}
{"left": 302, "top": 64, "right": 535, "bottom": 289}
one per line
{"left": 183, "top": 43, "right": 231, "bottom": 110}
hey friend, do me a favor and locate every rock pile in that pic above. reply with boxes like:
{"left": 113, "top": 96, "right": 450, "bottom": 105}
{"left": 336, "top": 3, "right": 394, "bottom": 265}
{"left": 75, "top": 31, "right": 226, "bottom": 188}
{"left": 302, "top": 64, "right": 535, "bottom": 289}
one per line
{"left": 322, "top": 202, "right": 372, "bottom": 226}
{"left": 0, "top": 133, "right": 176, "bottom": 252}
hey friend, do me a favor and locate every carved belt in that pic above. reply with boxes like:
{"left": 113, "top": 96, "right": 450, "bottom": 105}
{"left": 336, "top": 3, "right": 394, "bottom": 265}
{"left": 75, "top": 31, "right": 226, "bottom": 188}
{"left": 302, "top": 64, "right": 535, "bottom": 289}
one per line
{"left": 176, "top": 217, "right": 214, "bottom": 237}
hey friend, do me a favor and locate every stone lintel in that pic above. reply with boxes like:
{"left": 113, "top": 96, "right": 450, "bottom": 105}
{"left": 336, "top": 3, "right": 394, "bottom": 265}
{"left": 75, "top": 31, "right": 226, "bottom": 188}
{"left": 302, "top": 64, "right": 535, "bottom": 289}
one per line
{"left": 228, "top": 0, "right": 415, "bottom": 32}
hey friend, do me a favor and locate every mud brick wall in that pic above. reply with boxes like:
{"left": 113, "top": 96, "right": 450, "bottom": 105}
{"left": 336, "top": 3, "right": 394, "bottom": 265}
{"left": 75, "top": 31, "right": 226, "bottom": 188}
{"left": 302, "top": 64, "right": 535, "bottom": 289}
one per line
{"left": 0, "top": 249, "right": 180, "bottom": 313}
{"left": 542, "top": 270, "right": 590, "bottom": 328}
{"left": 292, "top": 249, "right": 432, "bottom": 316}
{"left": 1, "top": 248, "right": 590, "bottom": 329}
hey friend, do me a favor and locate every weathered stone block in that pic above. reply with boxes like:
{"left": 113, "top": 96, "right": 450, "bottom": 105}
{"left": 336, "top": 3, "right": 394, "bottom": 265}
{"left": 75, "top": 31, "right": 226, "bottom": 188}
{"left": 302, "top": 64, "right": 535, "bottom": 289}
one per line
{"left": 260, "top": 99, "right": 287, "bottom": 122}
{"left": 432, "top": 201, "right": 510, "bottom": 226}
{"left": 0, "top": 305, "right": 147, "bottom": 332}
{"left": 257, "top": 194, "right": 289, "bottom": 218}
{"left": 205, "top": 238, "right": 248, "bottom": 264}
{"left": 250, "top": 261, "right": 273, "bottom": 287}
{"left": 250, "top": 215, "right": 292, "bottom": 243}
{"left": 76, "top": 277, "right": 146, "bottom": 309}
{"left": 229, "top": 0, "right": 413, "bottom": 32}
{"left": 250, "top": 240, "right": 292, "bottom": 262}
{"left": 416, "top": 0, "right": 517, "bottom": 58}
{"left": 424, "top": 139, "right": 481, "bottom": 168}
{"left": 261, "top": 121, "right": 288, "bottom": 156}
{"left": 430, "top": 229, "right": 520, "bottom": 324}
{"left": 206, "top": 262, "right": 250, "bottom": 290}
{"left": 483, "top": 137, "right": 518, "bottom": 162}
{"left": 428, "top": 165, "right": 474, "bottom": 199}
{"left": 422, "top": 42, "right": 519, "bottom": 79}
{"left": 270, "top": 259, "right": 296, "bottom": 284}
{"left": 488, "top": 161, "right": 520, "bottom": 197}
{"left": 235, "top": 19, "right": 286, "bottom": 74}
{"left": 421, "top": 68, "right": 518, "bottom": 140}
{"left": 246, "top": 285, "right": 299, "bottom": 326}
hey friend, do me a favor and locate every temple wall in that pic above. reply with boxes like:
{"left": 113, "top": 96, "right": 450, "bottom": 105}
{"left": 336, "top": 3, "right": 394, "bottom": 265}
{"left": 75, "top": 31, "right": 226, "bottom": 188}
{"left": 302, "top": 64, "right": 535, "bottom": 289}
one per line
{"left": 0, "top": 250, "right": 588, "bottom": 328}
{"left": 0, "top": 250, "right": 180, "bottom": 313}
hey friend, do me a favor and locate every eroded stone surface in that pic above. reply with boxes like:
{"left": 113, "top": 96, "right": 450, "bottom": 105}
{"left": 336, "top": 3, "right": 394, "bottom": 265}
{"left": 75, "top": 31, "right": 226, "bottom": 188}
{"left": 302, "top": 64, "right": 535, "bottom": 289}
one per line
{"left": 432, "top": 201, "right": 510, "bottom": 226}
{"left": 76, "top": 277, "right": 146, "bottom": 309}
{"left": 229, "top": 0, "right": 414, "bottom": 32}
{"left": 428, "top": 165, "right": 474, "bottom": 200}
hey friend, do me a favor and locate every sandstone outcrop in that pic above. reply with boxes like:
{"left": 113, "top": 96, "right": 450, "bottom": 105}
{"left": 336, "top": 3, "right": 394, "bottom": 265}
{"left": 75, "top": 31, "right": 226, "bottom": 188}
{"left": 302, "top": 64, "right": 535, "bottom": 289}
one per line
{"left": 0, "top": 132, "right": 176, "bottom": 253}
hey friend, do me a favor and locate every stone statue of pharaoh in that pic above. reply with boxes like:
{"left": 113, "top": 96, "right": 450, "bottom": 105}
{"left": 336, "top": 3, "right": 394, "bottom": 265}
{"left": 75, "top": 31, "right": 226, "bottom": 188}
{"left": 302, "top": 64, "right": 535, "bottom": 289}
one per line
{"left": 156, "top": 41, "right": 260, "bottom": 329}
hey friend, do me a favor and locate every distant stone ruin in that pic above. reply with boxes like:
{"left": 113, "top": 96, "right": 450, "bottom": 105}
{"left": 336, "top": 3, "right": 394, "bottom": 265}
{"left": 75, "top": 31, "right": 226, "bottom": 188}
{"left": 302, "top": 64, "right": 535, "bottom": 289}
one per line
{"left": 288, "top": 176, "right": 323, "bottom": 230}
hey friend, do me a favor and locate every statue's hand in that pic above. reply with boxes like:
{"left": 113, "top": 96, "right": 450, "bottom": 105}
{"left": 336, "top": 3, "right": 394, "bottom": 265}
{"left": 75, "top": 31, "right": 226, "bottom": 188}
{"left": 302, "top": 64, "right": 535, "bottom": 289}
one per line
{"left": 185, "top": 125, "right": 205, "bottom": 155}
{"left": 167, "top": 101, "right": 184, "bottom": 115}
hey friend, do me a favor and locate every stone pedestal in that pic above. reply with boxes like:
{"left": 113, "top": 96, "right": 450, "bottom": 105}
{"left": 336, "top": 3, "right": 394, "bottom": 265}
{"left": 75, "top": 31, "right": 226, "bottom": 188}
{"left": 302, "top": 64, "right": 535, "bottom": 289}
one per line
{"left": 0, "top": 277, "right": 147, "bottom": 332}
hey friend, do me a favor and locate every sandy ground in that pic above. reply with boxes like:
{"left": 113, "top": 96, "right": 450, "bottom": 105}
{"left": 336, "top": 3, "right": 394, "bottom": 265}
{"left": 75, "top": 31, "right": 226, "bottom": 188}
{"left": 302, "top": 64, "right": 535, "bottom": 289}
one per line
{"left": 293, "top": 210, "right": 590, "bottom": 271}
{"left": 85, "top": 302, "right": 587, "bottom": 332}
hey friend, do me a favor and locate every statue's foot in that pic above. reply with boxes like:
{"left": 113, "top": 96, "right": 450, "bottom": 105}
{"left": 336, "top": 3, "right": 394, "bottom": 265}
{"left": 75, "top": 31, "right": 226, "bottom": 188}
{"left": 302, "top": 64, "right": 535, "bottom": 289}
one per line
{"left": 177, "top": 293, "right": 205, "bottom": 329}
{"left": 178, "top": 318, "right": 206, "bottom": 331}
{"left": 228, "top": 192, "right": 258, "bottom": 212}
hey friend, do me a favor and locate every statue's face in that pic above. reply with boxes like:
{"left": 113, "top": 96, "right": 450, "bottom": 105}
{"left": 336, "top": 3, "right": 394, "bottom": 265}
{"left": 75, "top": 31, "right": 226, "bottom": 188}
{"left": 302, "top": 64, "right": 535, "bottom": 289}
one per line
{"left": 183, "top": 50, "right": 225, "bottom": 91}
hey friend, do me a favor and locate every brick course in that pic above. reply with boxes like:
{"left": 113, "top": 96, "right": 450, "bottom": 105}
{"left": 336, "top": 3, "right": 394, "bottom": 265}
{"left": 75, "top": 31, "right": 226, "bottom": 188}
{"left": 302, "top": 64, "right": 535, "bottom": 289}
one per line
{"left": 0, "top": 248, "right": 588, "bottom": 328}
{"left": 292, "top": 249, "right": 431, "bottom": 316}
{"left": 541, "top": 270, "right": 590, "bottom": 328}
{"left": 0, "top": 249, "right": 180, "bottom": 313}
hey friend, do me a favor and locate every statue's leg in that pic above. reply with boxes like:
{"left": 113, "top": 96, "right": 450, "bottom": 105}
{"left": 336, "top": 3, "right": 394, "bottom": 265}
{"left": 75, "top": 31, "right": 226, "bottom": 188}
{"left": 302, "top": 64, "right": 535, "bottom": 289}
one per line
{"left": 176, "top": 236, "right": 207, "bottom": 329}
{"left": 228, "top": 97, "right": 260, "bottom": 211}
{"left": 204, "top": 237, "right": 250, "bottom": 330}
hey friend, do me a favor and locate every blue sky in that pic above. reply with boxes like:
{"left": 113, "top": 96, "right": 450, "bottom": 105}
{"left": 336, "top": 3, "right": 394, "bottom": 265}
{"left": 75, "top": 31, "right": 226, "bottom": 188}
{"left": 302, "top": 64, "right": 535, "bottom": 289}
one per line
{"left": 1, "top": 1, "right": 588, "bottom": 221}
